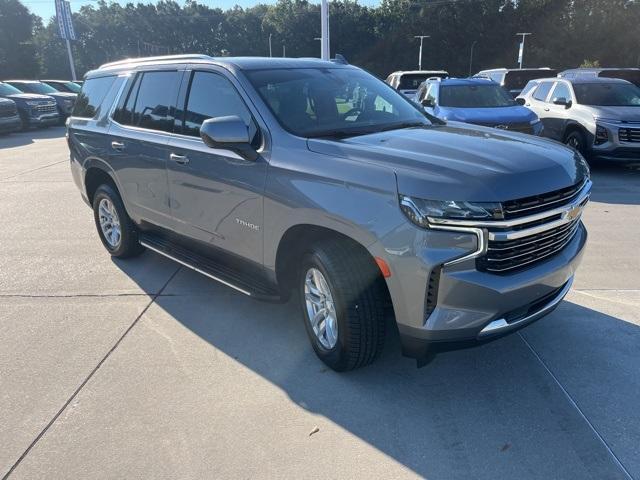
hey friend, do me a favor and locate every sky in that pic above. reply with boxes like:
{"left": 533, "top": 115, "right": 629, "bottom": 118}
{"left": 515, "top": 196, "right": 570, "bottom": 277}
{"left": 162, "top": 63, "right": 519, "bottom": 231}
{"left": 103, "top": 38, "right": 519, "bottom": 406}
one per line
{"left": 23, "top": 0, "right": 379, "bottom": 22}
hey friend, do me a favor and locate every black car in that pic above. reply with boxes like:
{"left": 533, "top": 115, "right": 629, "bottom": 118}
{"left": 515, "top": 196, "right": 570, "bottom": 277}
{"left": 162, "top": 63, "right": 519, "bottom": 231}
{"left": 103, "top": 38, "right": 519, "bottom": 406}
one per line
{"left": 5, "top": 80, "right": 76, "bottom": 123}
{"left": 0, "top": 82, "right": 59, "bottom": 129}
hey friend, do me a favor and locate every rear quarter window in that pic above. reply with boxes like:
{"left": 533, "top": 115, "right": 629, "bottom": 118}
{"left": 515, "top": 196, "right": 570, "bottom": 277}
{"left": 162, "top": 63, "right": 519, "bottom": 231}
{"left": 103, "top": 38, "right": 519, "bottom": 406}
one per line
{"left": 72, "top": 76, "right": 117, "bottom": 119}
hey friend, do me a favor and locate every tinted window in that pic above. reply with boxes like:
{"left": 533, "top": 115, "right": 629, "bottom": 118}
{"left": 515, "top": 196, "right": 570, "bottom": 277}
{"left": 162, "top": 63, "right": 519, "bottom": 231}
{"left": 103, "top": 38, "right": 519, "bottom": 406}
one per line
{"left": 551, "top": 82, "right": 572, "bottom": 102}
{"left": 114, "top": 71, "right": 181, "bottom": 132}
{"left": 533, "top": 82, "right": 554, "bottom": 101}
{"left": 573, "top": 83, "right": 640, "bottom": 106}
{"left": 72, "top": 76, "right": 116, "bottom": 119}
{"left": 504, "top": 70, "right": 557, "bottom": 90}
{"left": 113, "top": 74, "right": 141, "bottom": 125}
{"left": 0, "top": 83, "right": 23, "bottom": 95}
{"left": 182, "top": 71, "right": 256, "bottom": 141}
{"left": 246, "top": 68, "right": 428, "bottom": 138}
{"left": 8, "top": 82, "right": 58, "bottom": 95}
{"left": 439, "top": 84, "right": 515, "bottom": 108}
{"left": 398, "top": 73, "right": 446, "bottom": 90}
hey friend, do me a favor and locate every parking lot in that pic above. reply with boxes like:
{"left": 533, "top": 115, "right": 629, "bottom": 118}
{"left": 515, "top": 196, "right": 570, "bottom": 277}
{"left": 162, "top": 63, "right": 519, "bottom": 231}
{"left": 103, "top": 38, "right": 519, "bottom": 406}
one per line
{"left": 1, "top": 127, "right": 639, "bottom": 479}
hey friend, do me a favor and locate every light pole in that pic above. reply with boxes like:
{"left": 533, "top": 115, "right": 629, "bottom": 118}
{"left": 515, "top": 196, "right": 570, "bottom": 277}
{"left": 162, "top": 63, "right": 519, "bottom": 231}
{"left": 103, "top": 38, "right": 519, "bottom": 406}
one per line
{"left": 414, "top": 35, "right": 430, "bottom": 71}
{"left": 314, "top": 37, "right": 322, "bottom": 58}
{"left": 283, "top": 44, "right": 286, "bottom": 57}
{"left": 269, "top": 33, "right": 272, "bottom": 57}
{"left": 468, "top": 40, "right": 477, "bottom": 76}
{"left": 320, "top": 0, "right": 330, "bottom": 60}
{"left": 516, "top": 32, "right": 531, "bottom": 69}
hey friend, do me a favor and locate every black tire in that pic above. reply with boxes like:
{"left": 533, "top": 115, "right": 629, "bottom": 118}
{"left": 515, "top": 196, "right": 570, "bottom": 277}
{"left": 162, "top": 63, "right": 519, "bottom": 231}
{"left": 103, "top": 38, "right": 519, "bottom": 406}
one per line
{"left": 298, "top": 239, "right": 386, "bottom": 371}
{"left": 92, "top": 184, "right": 144, "bottom": 258}
{"left": 564, "top": 130, "right": 587, "bottom": 155}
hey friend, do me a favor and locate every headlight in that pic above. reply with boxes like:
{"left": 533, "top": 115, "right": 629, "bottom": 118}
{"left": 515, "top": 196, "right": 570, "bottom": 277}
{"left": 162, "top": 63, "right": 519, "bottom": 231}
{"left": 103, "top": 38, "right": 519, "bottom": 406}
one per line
{"left": 529, "top": 118, "right": 540, "bottom": 125}
{"left": 595, "top": 124, "right": 608, "bottom": 145}
{"left": 399, "top": 195, "right": 504, "bottom": 228}
{"left": 63, "top": 99, "right": 74, "bottom": 106}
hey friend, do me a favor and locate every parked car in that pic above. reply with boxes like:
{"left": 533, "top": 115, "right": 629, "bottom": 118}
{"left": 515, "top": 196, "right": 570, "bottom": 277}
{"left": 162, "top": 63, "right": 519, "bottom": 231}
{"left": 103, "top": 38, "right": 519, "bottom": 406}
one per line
{"left": 559, "top": 68, "right": 640, "bottom": 88}
{"left": 5, "top": 80, "right": 76, "bottom": 123}
{"left": 475, "top": 68, "right": 557, "bottom": 98}
{"left": 518, "top": 76, "right": 640, "bottom": 162}
{"left": 0, "top": 81, "right": 59, "bottom": 129}
{"left": 68, "top": 55, "right": 590, "bottom": 371}
{"left": 413, "top": 77, "right": 543, "bottom": 135}
{"left": 41, "top": 79, "right": 82, "bottom": 94}
{"left": 0, "top": 97, "right": 21, "bottom": 134}
{"left": 385, "top": 70, "right": 449, "bottom": 97}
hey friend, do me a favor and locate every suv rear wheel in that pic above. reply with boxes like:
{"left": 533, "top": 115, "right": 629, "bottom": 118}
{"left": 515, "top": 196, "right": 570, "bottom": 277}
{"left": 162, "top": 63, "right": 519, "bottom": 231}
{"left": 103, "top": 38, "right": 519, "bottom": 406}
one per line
{"left": 92, "top": 184, "right": 144, "bottom": 258}
{"left": 299, "top": 240, "right": 386, "bottom": 371}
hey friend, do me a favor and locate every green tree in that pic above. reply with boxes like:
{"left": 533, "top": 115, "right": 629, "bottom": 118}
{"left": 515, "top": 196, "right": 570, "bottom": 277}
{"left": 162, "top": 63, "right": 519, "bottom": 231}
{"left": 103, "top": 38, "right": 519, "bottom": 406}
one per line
{"left": 0, "top": 0, "right": 40, "bottom": 78}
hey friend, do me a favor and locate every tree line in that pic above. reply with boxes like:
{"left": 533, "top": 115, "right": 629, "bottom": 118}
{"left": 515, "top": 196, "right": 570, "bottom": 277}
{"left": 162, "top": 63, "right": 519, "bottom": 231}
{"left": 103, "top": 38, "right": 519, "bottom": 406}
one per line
{"left": 1, "top": 0, "right": 639, "bottom": 80}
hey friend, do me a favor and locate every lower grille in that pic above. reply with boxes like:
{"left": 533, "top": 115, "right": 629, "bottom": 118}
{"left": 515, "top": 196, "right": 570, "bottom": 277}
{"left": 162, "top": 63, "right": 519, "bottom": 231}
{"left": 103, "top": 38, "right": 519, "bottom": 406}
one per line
{"left": 478, "top": 216, "right": 582, "bottom": 274}
{"left": 619, "top": 127, "right": 640, "bottom": 143}
{"left": 32, "top": 104, "right": 57, "bottom": 115}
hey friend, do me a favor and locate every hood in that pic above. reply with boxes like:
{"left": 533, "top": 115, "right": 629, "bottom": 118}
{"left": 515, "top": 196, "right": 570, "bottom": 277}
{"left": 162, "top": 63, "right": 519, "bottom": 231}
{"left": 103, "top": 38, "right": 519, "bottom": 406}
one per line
{"left": 586, "top": 105, "right": 640, "bottom": 123}
{"left": 307, "top": 124, "right": 587, "bottom": 202}
{"left": 438, "top": 105, "right": 537, "bottom": 125}
{"left": 4, "top": 93, "right": 55, "bottom": 102}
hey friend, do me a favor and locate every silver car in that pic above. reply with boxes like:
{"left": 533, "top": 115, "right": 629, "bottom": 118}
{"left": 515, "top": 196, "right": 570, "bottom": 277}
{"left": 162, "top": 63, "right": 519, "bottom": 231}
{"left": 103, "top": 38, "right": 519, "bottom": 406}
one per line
{"left": 68, "top": 55, "right": 590, "bottom": 371}
{"left": 518, "top": 77, "right": 640, "bottom": 162}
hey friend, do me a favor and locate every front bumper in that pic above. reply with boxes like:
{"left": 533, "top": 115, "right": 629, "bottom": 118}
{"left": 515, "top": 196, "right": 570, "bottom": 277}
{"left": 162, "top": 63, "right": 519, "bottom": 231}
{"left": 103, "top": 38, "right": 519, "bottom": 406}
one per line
{"left": 29, "top": 112, "right": 59, "bottom": 126}
{"left": 0, "top": 115, "right": 21, "bottom": 133}
{"left": 590, "top": 120, "right": 640, "bottom": 162}
{"left": 372, "top": 184, "right": 589, "bottom": 359}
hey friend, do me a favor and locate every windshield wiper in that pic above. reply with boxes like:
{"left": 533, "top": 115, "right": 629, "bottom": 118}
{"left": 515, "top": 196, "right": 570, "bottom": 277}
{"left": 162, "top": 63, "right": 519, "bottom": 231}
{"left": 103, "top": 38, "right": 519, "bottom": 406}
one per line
{"left": 376, "top": 121, "right": 428, "bottom": 132}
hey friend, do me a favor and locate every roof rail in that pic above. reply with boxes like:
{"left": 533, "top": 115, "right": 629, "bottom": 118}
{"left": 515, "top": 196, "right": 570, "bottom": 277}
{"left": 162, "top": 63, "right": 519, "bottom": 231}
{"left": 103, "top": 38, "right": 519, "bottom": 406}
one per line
{"left": 99, "top": 54, "right": 213, "bottom": 69}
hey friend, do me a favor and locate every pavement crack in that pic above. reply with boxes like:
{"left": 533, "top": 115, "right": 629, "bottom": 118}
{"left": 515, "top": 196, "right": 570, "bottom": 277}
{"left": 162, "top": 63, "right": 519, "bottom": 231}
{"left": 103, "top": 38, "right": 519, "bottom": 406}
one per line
{"left": 518, "top": 332, "right": 634, "bottom": 480}
{"left": 2, "top": 265, "right": 182, "bottom": 480}
{"left": 0, "top": 160, "right": 67, "bottom": 182}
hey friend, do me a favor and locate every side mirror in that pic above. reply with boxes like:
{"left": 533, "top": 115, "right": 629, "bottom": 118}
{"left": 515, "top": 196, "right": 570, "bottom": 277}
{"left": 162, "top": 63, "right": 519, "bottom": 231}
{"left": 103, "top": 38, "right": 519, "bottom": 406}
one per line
{"left": 200, "top": 116, "right": 258, "bottom": 161}
{"left": 515, "top": 97, "right": 526, "bottom": 106}
{"left": 421, "top": 98, "right": 435, "bottom": 108}
{"left": 553, "top": 97, "right": 572, "bottom": 108}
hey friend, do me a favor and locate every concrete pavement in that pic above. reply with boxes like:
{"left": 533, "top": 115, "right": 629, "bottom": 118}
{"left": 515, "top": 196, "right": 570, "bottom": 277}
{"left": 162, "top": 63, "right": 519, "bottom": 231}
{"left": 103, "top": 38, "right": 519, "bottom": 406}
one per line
{"left": 1, "top": 128, "right": 639, "bottom": 479}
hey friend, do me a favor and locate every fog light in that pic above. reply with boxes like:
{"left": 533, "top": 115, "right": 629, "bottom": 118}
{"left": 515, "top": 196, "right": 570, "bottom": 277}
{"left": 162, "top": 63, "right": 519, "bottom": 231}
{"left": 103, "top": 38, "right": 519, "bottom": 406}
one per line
{"left": 595, "top": 125, "right": 608, "bottom": 145}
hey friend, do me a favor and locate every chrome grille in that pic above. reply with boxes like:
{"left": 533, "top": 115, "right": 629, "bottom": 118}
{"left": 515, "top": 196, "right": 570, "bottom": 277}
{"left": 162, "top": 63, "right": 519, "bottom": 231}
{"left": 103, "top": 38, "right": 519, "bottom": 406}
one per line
{"left": 619, "top": 127, "right": 640, "bottom": 143}
{"left": 0, "top": 102, "right": 17, "bottom": 117}
{"left": 502, "top": 179, "right": 586, "bottom": 219}
{"left": 32, "top": 103, "right": 57, "bottom": 115}
{"left": 478, "top": 215, "right": 583, "bottom": 273}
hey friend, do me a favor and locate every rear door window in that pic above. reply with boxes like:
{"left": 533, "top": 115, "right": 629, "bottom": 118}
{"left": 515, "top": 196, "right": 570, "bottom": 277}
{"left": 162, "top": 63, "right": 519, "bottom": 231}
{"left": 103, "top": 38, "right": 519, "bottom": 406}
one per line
{"left": 72, "top": 76, "right": 116, "bottom": 119}
{"left": 113, "top": 70, "right": 181, "bottom": 133}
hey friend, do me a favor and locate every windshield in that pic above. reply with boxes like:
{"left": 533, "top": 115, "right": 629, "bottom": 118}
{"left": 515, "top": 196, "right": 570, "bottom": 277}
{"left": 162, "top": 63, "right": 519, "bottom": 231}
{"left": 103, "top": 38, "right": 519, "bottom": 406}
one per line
{"left": 62, "top": 82, "right": 81, "bottom": 93}
{"left": 399, "top": 73, "right": 446, "bottom": 90}
{"left": 246, "top": 68, "right": 429, "bottom": 138}
{"left": 0, "top": 83, "right": 23, "bottom": 95}
{"left": 573, "top": 83, "right": 640, "bottom": 106}
{"left": 10, "top": 82, "right": 58, "bottom": 95}
{"left": 439, "top": 84, "right": 516, "bottom": 108}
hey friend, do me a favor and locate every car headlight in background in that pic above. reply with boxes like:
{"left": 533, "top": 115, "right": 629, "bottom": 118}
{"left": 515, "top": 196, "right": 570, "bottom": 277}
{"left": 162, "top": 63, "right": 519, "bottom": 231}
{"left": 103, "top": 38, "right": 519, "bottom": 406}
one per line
{"left": 399, "top": 195, "right": 504, "bottom": 228}
{"left": 594, "top": 124, "right": 608, "bottom": 145}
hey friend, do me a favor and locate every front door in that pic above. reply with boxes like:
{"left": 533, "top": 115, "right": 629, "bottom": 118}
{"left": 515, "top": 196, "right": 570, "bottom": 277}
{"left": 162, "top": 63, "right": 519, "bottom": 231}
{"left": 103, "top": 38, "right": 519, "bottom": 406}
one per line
{"left": 167, "top": 68, "right": 267, "bottom": 265}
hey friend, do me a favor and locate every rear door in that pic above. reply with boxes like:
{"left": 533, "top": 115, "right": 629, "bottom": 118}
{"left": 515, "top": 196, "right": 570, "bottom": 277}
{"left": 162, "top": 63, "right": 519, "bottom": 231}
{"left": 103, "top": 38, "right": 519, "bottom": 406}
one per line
{"left": 545, "top": 81, "right": 574, "bottom": 140}
{"left": 528, "top": 81, "right": 555, "bottom": 135}
{"left": 109, "top": 67, "right": 184, "bottom": 230}
{"left": 166, "top": 66, "right": 267, "bottom": 265}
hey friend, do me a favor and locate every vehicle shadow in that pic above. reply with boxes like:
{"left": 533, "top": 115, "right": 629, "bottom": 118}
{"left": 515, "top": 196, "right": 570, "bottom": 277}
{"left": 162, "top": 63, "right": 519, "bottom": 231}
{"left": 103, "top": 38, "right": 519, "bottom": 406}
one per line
{"left": 0, "top": 126, "right": 66, "bottom": 149}
{"left": 113, "top": 256, "right": 638, "bottom": 479}
{"left": 588, "top": 162, "right": 640, "bottom": 205}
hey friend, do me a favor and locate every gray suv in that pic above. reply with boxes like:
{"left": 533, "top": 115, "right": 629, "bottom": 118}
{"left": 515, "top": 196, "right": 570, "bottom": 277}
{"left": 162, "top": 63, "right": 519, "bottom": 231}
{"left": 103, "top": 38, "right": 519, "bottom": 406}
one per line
{"left": 68, "top": 55, "right": 590, "bottom": 371}
{"left": 518, "top": 77, "right": 640, "bottom": 162}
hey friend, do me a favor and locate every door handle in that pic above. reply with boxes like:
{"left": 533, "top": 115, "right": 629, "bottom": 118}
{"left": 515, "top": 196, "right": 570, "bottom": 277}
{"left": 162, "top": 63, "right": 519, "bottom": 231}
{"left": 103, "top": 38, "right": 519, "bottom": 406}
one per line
{"left": 111, "top": 141, "right": 125, "bottom": 151}
{"left": 544, "top": 108, "right": 550, "bottom": 112}
{"left": 170, "top": 153, "right": 189, "bottom": 165}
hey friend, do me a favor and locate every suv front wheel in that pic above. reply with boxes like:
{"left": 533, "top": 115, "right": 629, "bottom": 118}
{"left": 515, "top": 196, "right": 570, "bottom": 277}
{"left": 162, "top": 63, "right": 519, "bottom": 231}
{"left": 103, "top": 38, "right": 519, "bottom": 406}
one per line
{"left": 92, "top": 184, "right": 144, "bottom": 258}
{"left": 299, "top": 240, "right": 386, "bottom": 371}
